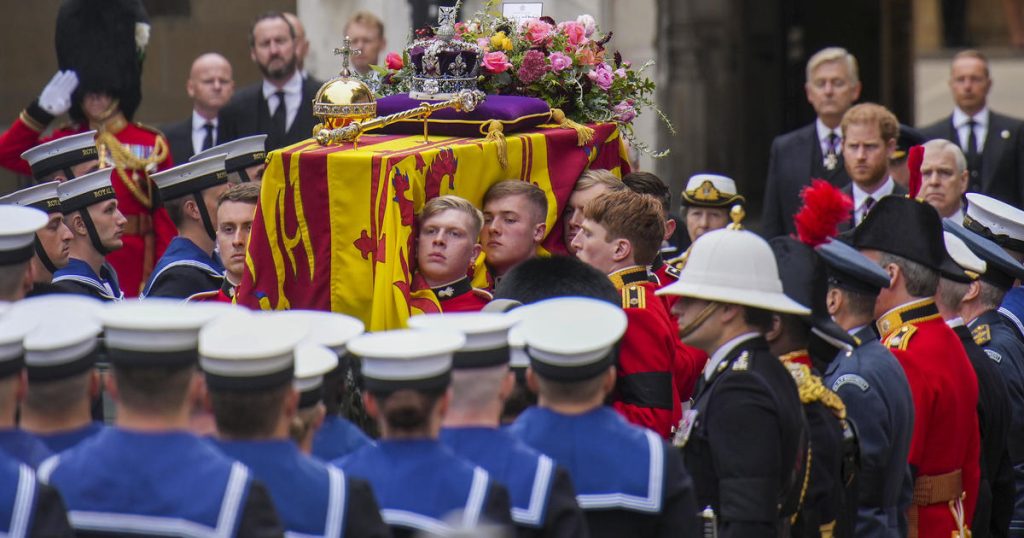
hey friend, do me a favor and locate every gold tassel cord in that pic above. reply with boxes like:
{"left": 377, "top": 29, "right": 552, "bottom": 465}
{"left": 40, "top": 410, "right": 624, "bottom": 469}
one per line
{"left": 96, "top": 130, "right": 168, "bottom": 209}
{"left": 539, "top": 109, "right": 595, "bottom": 146}
{"left": 483, "top": 120, "right": 508, "bottom": 169}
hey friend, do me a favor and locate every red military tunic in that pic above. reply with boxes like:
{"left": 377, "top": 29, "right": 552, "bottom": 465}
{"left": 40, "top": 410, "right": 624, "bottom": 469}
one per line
{"left": 609, "top": 266, "right": 705, "bottom": 438}
{"left": 428, "top": 276, "right": 491, "bottom": 313}
{"left": 0, "top": 103, "right": 177, "bottom": 297}
{"left": 187, "top": 279, "right": 237, "bottom": 304}
{"left": 876, "top": 298, "right": 980, "bottom": 537}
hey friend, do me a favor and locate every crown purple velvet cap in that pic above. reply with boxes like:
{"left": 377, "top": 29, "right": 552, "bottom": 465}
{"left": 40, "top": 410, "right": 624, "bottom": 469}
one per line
{"left": 373, "top": 94, "right": 552, "bottom": 136}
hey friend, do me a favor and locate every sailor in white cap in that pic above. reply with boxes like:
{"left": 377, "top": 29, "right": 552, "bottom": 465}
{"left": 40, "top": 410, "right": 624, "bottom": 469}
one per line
{"left": 409, "top": 312, "right": 588, "bottom": 538}
{"left": 273, "top": 310, "right": 372, "bottom": 461}
{"left": 960, "top": 193, "right": 1024, "bottom": 344}
{"left": 656, "top": 227, "right": 809, "bottom": 535}
{"left": 0, "top": 182, "right": 73, "bottom": 296}
{"left": 15, "top": 295, "right": 106, "bottom": 453}
{"left": 38, "top": 301, "right": 284, "bottom": 536}
{"left": 0, "top": 314, "right": 53, "bottom": 468}
{"left": 0, "top": 205, "right": 49, "bottom": 302}
{"left": 291, "top": 342, "right": 340, "bottom": 454}
{"left": 506, "top": 297, "right": 698, "bottom": 538}
{"left": 142, "top": 155, "right": 230, "bottom": 299}
{"left": 19, "top": 130, "right": 99, "bottom": 182}
{"left": 51, "top": 168, "right": 126, "bottom": 301}
{"left": 191, "top": 134, "right": 267, "bottom": 183}
{"left": 333, "top": 328, "right": 515, "bottom": 536}
{"left": 202, "top": 314, "right": 390, "bottom": 538}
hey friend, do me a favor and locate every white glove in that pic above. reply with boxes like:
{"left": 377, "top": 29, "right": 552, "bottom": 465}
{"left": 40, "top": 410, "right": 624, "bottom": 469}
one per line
{"left": 38, "top": 70, "right": 79, "bottom": 116}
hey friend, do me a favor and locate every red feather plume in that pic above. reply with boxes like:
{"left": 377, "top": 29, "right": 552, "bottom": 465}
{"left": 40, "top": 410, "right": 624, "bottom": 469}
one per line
{"left": 907, "top": 145, "right": 925, "bottom": 198}
{"left": 793, "top": 179, "right": 854, "bottom": 247}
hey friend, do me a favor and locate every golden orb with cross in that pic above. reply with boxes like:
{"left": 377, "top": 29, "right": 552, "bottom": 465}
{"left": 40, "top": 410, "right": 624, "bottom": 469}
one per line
{"left": 312, "top": 36, "right": 378, "bottom": 133}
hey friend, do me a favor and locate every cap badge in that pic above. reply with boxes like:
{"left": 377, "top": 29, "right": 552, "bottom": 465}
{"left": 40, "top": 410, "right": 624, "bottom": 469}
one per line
{"left": 690, "top": 180, "right": 722, "bottom": 202}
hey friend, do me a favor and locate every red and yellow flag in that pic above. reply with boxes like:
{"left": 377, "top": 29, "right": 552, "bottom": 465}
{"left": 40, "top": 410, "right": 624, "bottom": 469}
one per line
{"left": 236, "top": 123, "right": 630, "bottom": 330}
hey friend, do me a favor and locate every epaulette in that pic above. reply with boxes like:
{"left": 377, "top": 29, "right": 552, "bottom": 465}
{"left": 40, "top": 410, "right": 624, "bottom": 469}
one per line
{"left": 972, "top": 324, "right": 992, "bottom": 346}
{"left": 882, "top": 324, "right": 917, "bottom": 351}
{"left": 664, "top": 263, "right": 682, "bottom": 279}
{"left": 783, "top": 361, "right": 847, "bottom": 421}
{"left": 621, "top": 283, "right": 646, "bottom": 309}
{"left": 471, "top": 288, "right": 493, "bottom": 300}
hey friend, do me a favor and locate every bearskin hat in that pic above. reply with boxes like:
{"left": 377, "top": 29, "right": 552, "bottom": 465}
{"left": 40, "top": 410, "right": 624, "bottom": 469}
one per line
{"left": 55, "top": 0, "right": 150, "bottom": 122}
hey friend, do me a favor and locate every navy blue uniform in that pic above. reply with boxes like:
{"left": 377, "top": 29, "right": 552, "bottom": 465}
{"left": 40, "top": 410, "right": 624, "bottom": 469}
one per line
{"left": 440, "top": 426, "right": 588, "bottom": 538}
{"left": 335, "top": 439, "right": 514, "bottom": 537}
{"left": 0, "top": 455, "right": 73, "bottom": 537}
{"left": 953, "top": 321, "right": 1014, "bottom": 538}
{"left": 0, "top": 430, "right": 53, "bottom": 469}
{"left": 51, "top": 259, "right": 123, "bottom": 301}
{"left": 999, "top": 287, "right": 1024, "bottom": 343}
{"left": 677, "top": 336, "right": 806, "bottom": 538}
{"left": 142, "top": 236, "right": 224, "bottom": 299}
{"left": 312, "top": 415, "right": 373, "bottom": 462}
{"left": 508, "top": 406, "right": 698, "bottom": 538}
{"left": 971, "top": 309, "right": 1024, "bottom": 535}
{"left": 38, "top": 428, "right": 283, "bottom": 537}
{"left": 823, "top": 326, "right": 914, "bottom": 537}
{"left": 34, "top": 422, "right": 104, "bottom": 454}
{"left": 217, "top": 439, "right": 389, "bottom": 538}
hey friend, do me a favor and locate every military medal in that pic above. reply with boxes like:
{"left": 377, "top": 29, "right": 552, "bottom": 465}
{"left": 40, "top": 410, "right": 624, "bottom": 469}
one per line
{"left": 824, "top": 153, "right": 838, "bottom": 171}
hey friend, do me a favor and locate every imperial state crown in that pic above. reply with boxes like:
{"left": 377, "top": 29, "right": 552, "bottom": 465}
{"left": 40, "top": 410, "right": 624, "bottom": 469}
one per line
{"left": 406, "top": 4, "right": 481, "bottom": 100}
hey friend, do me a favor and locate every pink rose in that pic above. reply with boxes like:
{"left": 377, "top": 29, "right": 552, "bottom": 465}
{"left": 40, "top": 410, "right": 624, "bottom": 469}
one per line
{"left": 587, "top": 63, "right": 614, "bottom": 90}
{"left": 612, "top": 100, "right": 636, "bottom": 123}
{"left": 576, "top": 14, "right": 597, "bottom": 37}
{"left": 385, "top": 52, "right": 404, "bottom": 70}
{"left": 614, "top": 67, "right": 627, "bottom": 78}
{"left": 558, "top": 21, "right": 587, "bottom": 47}
{"left": 549, "top": 51, "right": 572, "bottom": 72}
{"left": 523, "top": 18, "right": 554, "bottom": 47}
{"left": 575, "top": 47, "right": 597, "bottom": 66}
{"left": 481, "top": 51, "right": 512, "bottom": 74}
{"left": 476, "top": 37, "right": 490, "bottom": 51}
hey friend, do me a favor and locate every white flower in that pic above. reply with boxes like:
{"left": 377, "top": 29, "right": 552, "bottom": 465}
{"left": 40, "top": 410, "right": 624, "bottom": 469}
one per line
{"left": 576, "top": 14, "right": 597, "bottom": 37}
{"left": 135, "top": 22, "right": 150, "bottom": 52}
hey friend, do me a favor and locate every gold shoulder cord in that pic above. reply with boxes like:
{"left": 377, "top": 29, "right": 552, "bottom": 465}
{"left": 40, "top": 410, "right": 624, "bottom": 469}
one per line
{"left": 96, "top": 130, "right": 168, "bottom": 209}
{"left": 781, "top": 356, "right": 848, "bottom": 422}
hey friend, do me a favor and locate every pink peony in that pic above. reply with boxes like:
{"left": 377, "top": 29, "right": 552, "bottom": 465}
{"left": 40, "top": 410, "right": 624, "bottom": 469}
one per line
{"left": 385, "top": 52, "right": 404, "bottom": 70}
{"left": 587, "top": 63, "right": 614, "bottom": 90}
{"left": 575, "top": 47, "right": 597, "bottom": 66}
{"left": 558, "top": 21, "right": 588, "bottom": 47}
{"left": 576, "top": 14, "right": 597, "bottom": 37}
{"left": 518, "top": 49, "right": 548, "bottom": 84}
{"left": 481, "top": 51, "right": 512, "bottom": 74}
{"left": 549, "top": 51, "right": 572, "bottom": 72}
{"left": 612, "top": 100, "right": 637, "bottom": 123}
{"left": 523, "top": 18, "right": 554, "bottom": 47}
{"left": 476, "top": 37, "right": 490, "bottom": 52}
{"left": 614, "top": 67, "right": 627, "bottom": 78}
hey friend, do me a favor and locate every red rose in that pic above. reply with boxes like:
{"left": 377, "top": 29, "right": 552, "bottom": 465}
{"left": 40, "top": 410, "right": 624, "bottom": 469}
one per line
{"left": 386, "top": 52, "right": 404, "bottom": 70}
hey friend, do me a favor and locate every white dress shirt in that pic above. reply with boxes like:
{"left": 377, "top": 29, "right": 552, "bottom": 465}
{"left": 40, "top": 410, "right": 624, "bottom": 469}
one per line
{"left": 945, "top": 206, "right": 965, "bottom": 226}
{"left": 852, "top": 176, "right": 895, "bottom": 225}
{"left": 190, "top": 110, "right": 218, "bottom": 156}
{"left": 953, "top": 106, "right": 989, "bottom": 153}
{"left": 816, "top": 118, "right": 842, "bottom": 160}
{"left": 262, "top": 71, "right": 303, "bottom": 132}
{"left": 704, "top": 332, "right": 761, "bottom": 380}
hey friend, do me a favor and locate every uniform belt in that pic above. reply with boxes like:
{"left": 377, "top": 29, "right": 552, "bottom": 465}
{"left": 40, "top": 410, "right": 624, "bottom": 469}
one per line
{"left": 122, "top": 214, "right": 153, "bottom": 236}
{"left": 912, "top": 469, "right": 962, "bottom": 505}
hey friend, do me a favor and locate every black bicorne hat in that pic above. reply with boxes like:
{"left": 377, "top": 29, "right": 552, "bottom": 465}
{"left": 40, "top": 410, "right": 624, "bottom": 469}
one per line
{"left": 852, "top": 196, "right": 945, "bottom": 272}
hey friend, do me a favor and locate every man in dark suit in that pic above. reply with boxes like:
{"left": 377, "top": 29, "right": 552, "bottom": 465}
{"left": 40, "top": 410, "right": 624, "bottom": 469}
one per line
{"left": 162, "top": 53, "right": 234, "bottom": 164}
{"left": 837, "top": 104, "right": 909, "bottom": 233}
{"left": 219, "top": 11, "right": 319, "bottom": 152}
{"left": 762, "top": 47, "right": 861, "bottom": 239}
{"left": 919, "top": 50, "right": 1024, "bottom": 209}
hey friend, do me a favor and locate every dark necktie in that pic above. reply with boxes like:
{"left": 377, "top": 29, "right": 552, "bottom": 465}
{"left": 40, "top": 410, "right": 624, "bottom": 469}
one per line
{"left": 201, "top": 122, "right": 215, "bottom": 151}
{"left": 862, "top": 196, "right": 876, "bottom": 224}
{"left": 965, "top": 119, "right": 981, "bottom": 190}
{"left": 271, "top": 90, "right": 287, "bottom": 141}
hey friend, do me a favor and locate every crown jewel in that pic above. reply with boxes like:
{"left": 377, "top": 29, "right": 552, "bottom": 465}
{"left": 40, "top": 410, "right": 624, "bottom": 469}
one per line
{"left": 406, "top": 1, "right": 481, "bottom": 100}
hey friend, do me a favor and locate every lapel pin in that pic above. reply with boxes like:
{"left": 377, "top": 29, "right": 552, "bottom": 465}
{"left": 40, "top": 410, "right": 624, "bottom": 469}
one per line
{"left": 1002, "top": 130, "right": 1011, "bottom": 140}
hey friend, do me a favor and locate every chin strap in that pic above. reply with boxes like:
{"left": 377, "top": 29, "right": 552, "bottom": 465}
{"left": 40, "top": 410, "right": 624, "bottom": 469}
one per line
{"left": 678, "top": 302, "right": 720, "bottom": 339}
{"left": 193, "top": 192, "right": 217, "bottom": 241}
{"left": 78, "top": 209, "right": 112, "bottom": 256}
{"left": 32, "top": 235, "right": 59, "bottom": 274}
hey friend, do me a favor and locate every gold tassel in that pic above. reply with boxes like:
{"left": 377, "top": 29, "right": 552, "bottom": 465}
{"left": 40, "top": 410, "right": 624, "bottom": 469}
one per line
{"left": 543, "top": 108, "right": 595, "bottom": 146}
{"left": 484, "top": 120, "right": 508, "bottom": 169}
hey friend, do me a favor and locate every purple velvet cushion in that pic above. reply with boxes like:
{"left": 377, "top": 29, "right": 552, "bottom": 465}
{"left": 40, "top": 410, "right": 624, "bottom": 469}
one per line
{"left": 373, "top": 94, "right": 551, "bottom": 136}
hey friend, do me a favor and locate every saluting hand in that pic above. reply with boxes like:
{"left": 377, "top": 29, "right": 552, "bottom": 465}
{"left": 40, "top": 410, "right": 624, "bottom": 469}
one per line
{"left": 38, "top": 70, "right": 79, "bottom": 116}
